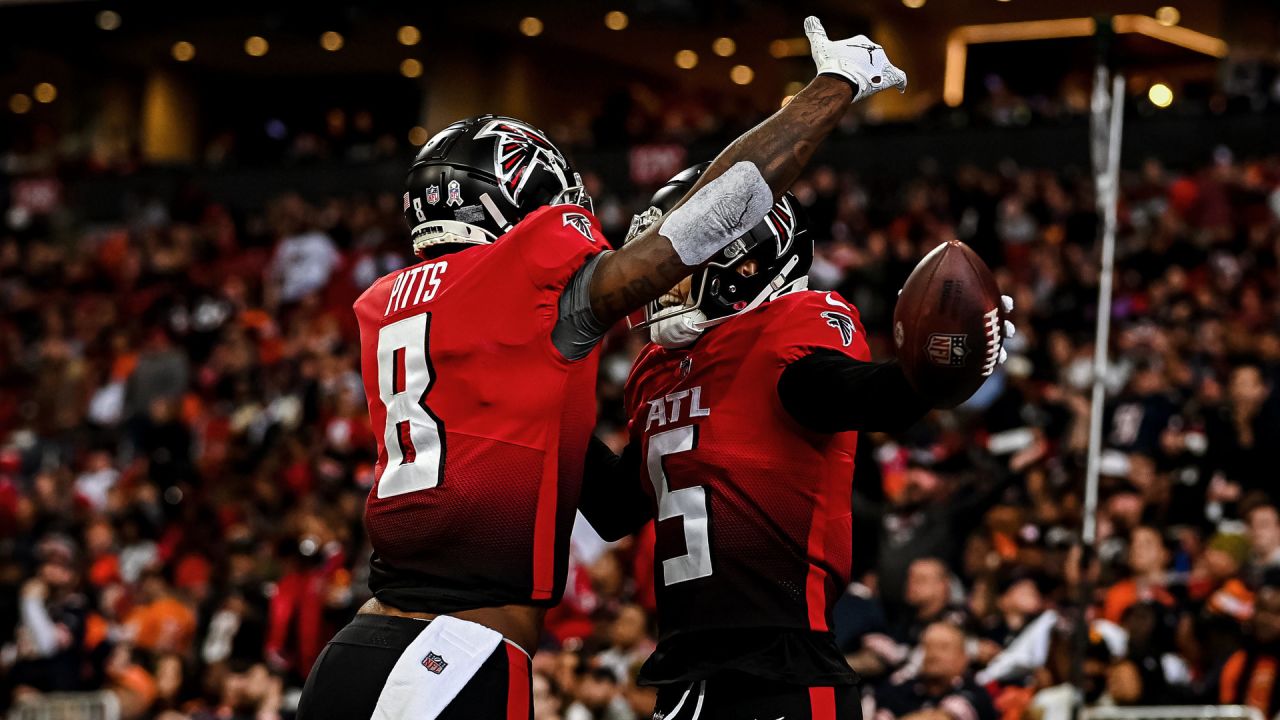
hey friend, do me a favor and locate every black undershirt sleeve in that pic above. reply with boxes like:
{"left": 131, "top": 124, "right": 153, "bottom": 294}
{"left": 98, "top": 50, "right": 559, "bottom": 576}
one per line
{"left": 551, "top": 253, "right": 611, "bottom": 361}
{"left": 578, "top": 435, "right": 651, "bottom": 542}
{"left": 777, "top": 351, "right": 931, "bottom": 434}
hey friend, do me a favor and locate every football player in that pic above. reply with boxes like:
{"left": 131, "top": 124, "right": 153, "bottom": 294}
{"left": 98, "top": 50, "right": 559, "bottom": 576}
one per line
{"left": 297, "top": 16, "right": 908, "bottom": 720}
{"left": 578, "top": 165, "right": 1015, "bottom": 719}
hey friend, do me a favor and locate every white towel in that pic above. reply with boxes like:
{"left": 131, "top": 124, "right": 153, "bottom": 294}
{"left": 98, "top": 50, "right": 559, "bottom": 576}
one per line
{"left": 371, "top": 615, "right": 504, "bottom": 719}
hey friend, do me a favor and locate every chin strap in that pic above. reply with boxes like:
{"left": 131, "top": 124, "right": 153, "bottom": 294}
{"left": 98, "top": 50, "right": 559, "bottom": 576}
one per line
{"left": 691, "top": 255, "right": 807, "bottom": 330}
{"left": 411, "top": 219, "right": 496, "bottom": 254}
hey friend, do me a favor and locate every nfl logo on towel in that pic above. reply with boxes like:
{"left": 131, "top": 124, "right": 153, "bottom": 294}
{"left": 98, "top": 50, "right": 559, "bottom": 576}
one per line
{"left": 421, "top": 652, "right": 448, "bottom": 674}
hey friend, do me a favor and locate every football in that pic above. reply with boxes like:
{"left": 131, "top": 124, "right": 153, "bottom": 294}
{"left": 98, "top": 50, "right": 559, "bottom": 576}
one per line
{"left": 893, "top": 240, "right": 1006, "bottom": 409}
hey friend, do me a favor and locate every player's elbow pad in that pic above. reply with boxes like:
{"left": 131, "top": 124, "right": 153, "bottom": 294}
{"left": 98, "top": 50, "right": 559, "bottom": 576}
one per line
{"left": 659, "top": 161, "right": 773, "bottom": 265}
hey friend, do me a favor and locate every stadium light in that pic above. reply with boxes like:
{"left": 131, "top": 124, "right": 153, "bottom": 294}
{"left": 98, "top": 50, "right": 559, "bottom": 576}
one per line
{"left": 10, "top": 93, "right": 32, "bottom": 114}
{"left": 400, "top": 58, "right": 423, "bottom": 78}
{"left": 519, "top": 17, "right": 544, "bottom": 37}
{"left": 902, "top": 0, "right": 926, "bottom": 8}
{"left": 408, "top": 126, "right": 429, "bottom": 145}
{"left": 674, "top": 50, "right": 698, "bottom": 69}
{"left": 171, "top": 41, "right": 196, "bottom": 61}
{"left": 780, "top": 95, "right": 795, "bottom": 108}
{"left": 604, "top": 11, "right": 628, "bottom": 31}
{"left": 943, "top": 15, "right": 1226, "bottom": 107}
{"left": 712, "top": 37, "right": 736, "bottom": 57}
{"left": 1155, "top": 6, "right": 1180, "bottom": 27}
{"left": 1112, "top": 14, "right": 1224, "bottom": 56}
{"left": 33, "top": 83, "right": 56, "bottom": 104}
{"left": 321, "top": 31, "right": 344, "bottom": 52}
{"left": 1148, "top": 82, "right": 1174, "bottom": 107}
{"left": 730, "top": 65, "right": 754, "bottom": 85}
{"left": 397, "top": 26, "right": 421, "bottom": 46}
{"left": 769, "top": 38, "right": 809, "bottom": 58}
{"left": 245, "top": 36, "right": 269, "bottom": 57}
{"left": 96, "top": 10, "right": 120, "bottom": 31}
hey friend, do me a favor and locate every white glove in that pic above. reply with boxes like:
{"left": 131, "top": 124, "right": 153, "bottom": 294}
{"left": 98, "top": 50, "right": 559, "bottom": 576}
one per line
{"left": 804, "top": 16, "right": 908, "bottom": 103}
{"left": 998, "top": 294, "right": 1015, "bottom": 365}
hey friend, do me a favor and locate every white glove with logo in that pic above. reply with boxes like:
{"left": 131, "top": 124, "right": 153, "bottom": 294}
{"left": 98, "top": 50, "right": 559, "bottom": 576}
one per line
{"left": 804, "top": 16, "right": 908, "bottom": 103}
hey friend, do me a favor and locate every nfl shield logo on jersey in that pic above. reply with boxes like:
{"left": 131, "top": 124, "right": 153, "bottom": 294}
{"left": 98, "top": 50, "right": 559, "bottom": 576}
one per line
{"left": 421, "top": 651, "right": 448, "bottom": 674}
{"left": 927, "top": 333, "right": 968, "bottom": 367}
{"left": 426, "top": 185, "right": 440, "bottom": 206}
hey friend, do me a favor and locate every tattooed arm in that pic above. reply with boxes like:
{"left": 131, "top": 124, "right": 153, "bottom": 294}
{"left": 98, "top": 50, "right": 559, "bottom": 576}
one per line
{"left": 586, "top": 75, "right": 854, "bottom": 325}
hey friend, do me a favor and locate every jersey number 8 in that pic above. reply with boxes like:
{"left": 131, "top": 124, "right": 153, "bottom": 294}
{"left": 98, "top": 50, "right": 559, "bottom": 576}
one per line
{"left": 375, "top": 313, "right": 445, "bottom": 498}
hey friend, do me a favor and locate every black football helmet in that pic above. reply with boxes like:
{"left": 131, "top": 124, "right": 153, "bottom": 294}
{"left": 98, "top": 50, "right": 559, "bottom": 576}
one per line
{"left": 403, "top": 114, "right": 591, "bottom": 255}
{"left": 625, "top": 162, "right": 812, "bottom": 330}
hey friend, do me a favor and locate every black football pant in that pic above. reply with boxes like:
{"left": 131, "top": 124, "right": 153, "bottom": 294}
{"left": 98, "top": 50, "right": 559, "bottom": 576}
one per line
{"left": 653, "top": 673, "right": 862, "bottom": 720}
{"left": 296, "top": 614, "right": 531, "bottom": 719}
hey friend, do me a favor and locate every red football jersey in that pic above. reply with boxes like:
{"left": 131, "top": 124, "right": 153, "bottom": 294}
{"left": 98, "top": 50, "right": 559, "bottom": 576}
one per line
{"left": 623, "top": 290, "right": 870, "bottom": 639}
{"left": 356, "top": 205, "right": 608, "bottom": 612}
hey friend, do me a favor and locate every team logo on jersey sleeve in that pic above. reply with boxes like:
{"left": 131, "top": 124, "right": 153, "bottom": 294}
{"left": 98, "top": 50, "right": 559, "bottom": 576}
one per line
{"left": 421, "top": 651, "right": 448, "bottom": 674}
{"left": 821, "top": 311, "right": 855, "bottom": 347}
{"left": 927, "top": 333, "right": 968, "bottom": 367}
{"left": 475, "top": 119, "right": 570, "bottom": 206}
{"left": 562, "top": 212, "right": 594, "bottom": 241}
{"left": 446, "top": 180, "right": 463, "bottom": 207}
{"left": 426, "top": 185, "right": 440, "bottom": 206}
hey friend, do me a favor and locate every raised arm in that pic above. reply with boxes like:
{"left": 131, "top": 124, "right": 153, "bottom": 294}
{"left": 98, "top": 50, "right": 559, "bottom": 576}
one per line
{"left": 587, "top": 18, "right": 906, "bottom": 325}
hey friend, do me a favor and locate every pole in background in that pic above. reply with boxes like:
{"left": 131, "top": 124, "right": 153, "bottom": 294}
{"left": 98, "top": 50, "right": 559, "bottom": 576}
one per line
{"left": 1074, "top": 14, "right": 1125, "bottom": 708}
{"left": 1083, "top": 74, "right": 1125, "bottom": 554}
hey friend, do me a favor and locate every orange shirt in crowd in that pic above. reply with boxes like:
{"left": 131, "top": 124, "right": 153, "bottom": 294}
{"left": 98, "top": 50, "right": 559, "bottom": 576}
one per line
{"left": 125, "top": 596, "right": 197, "bottom": 653}
{"left": 1102, "top": 578, "right": 1176, "bottom": 624}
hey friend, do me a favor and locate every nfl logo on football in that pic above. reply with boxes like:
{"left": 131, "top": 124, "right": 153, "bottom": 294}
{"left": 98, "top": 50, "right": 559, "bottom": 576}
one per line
{"left": 927, "top": 333, "right": 968, "bottom": 367}
{"left": 421, "top": 651, "right": 448, "bottom": 674}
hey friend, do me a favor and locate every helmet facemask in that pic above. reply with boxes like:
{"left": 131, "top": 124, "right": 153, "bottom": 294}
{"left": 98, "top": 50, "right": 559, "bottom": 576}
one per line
{"left": 624, "top": 194, "right": 810, "bottom": 340}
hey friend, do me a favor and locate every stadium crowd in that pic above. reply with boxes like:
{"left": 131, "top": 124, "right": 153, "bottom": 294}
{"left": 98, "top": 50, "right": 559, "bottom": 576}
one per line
{"left": 1, "top": 146, "right": 1280, "bottom": 720}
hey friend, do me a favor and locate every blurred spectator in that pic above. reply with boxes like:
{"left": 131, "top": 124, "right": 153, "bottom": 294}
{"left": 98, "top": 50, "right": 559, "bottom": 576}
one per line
{"left": 593, "top": 604, "right": 654, "bottom": 685}
{"left": 1246, "top": 499, "right": 1280, "bottom": 575}
{"left": 265, "top": 196, "right": 341, "bottom": 307}
{"left": 872, "top": 622, "right": 996, "bottom": 720}
{"left": 1213, "top": 572, "right": 1280, "bottom": 715}
{"left": 3, "top": 537, "right": 88, "bottom": 696}
{"left": 1102, "top": 526, "right": 1174, "bottom": 623}
{"left": 565, "top": 665, "right": 631, "bottom": 720}
{"left": 895, "top": 558, "right": 969, "bottom": 647}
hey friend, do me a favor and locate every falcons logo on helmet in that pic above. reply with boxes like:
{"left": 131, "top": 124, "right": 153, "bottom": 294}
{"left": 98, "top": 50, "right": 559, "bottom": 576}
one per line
{"left": 475, "top": 119, "right": 570, "bottom": 207}
{"left": 763, "top": 197, "right": 797, "bottom": 256}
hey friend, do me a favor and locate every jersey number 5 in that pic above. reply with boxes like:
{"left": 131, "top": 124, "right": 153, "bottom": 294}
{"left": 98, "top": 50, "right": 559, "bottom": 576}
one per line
{"left": 375, "top": 313, "right": 445, "bottom": 498}
{"left": 647, "top": 425, "right": 712, "bottom": 586}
